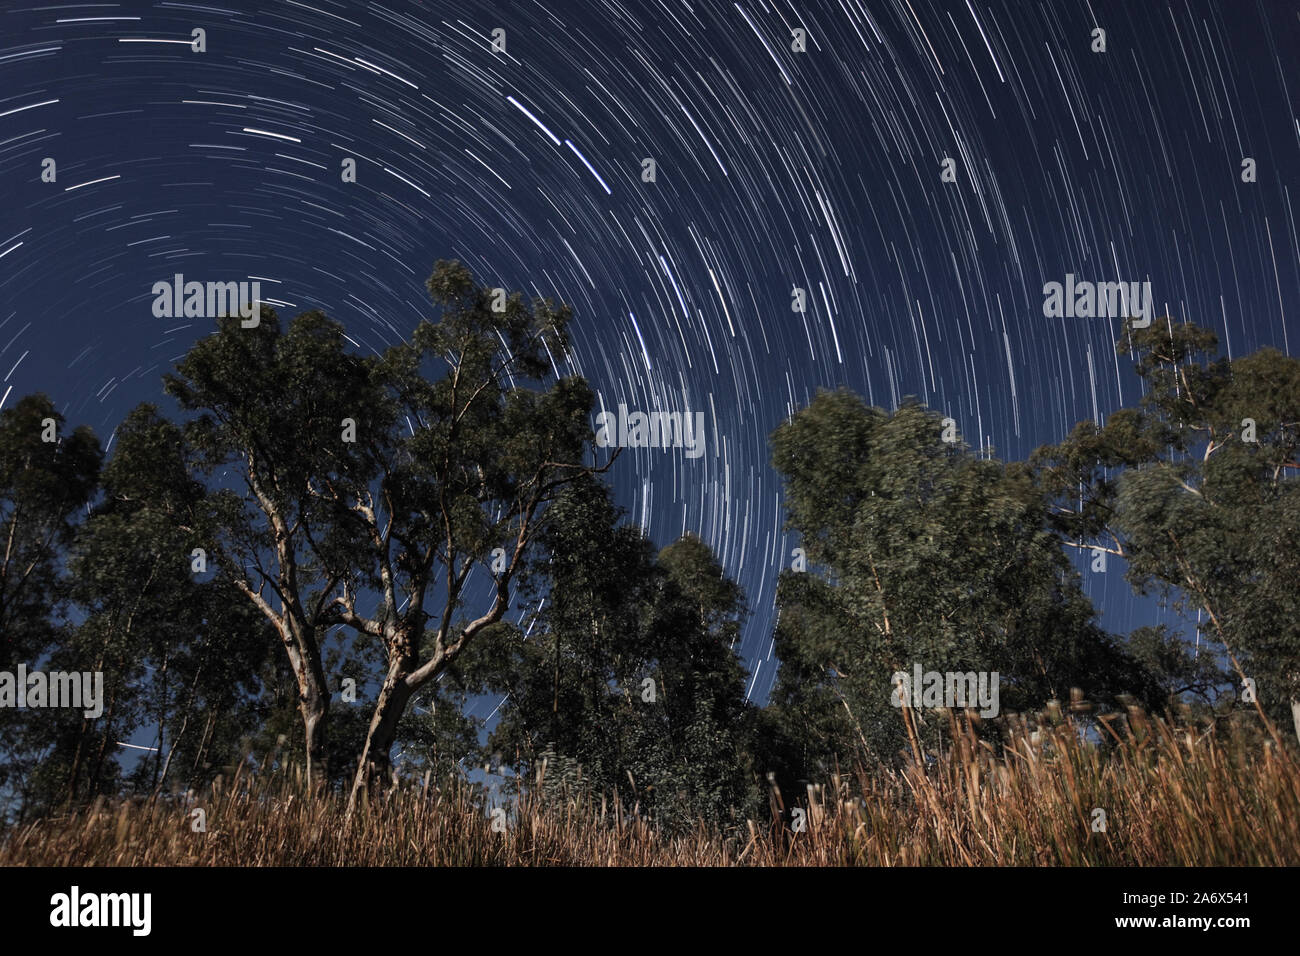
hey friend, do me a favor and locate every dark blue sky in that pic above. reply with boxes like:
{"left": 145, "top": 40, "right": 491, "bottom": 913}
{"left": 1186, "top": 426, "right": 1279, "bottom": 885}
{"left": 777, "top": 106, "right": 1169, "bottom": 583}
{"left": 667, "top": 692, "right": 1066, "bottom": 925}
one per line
{"left": 3, "top": 0, "right": 1297, "bottom": 708}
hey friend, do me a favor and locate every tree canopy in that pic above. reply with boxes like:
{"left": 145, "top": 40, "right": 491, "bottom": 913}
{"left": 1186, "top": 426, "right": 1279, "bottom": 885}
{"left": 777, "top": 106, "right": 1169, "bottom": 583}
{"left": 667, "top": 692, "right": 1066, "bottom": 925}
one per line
{"left": 3, "top": 287, "right": 1296, "bottom": 830}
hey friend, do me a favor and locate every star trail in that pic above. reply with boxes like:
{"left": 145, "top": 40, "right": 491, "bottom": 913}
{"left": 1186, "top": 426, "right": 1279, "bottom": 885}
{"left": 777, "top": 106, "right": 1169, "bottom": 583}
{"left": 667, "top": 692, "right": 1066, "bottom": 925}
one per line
{"left": 3, "top": 0, "right": 1298, "bottom": 707}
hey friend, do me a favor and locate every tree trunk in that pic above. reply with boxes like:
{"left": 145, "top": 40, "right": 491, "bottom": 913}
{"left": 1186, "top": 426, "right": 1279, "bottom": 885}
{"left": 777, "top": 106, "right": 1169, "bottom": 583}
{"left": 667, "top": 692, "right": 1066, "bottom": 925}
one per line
{"left": 1291, "top": 698, "right": 1300, "bottom": 747}
{"left": 191, "top": 709, "right": 217, "bottom": 777}
{"left": 347, "top": 657, "right": 415, "bottom": 812}
{"left": 278, "top": 620, "right": 330, "bottom": 790}
{"left": 88, "top": 687, "right": 119, "bottom": 798}
{"left": 301, "top": 683, "right": 329, "bottom": 791}
{"left": 65, "top": 720, "right": 88, "bottom": 809}
{"left": 66, "top": 648, "right": 110, "bottom": 806}
{"left": 155, "top": 662, "right": 204, "bottom": 798}
{"left": 151, "top": 647, "right": 170, "bottom": 792}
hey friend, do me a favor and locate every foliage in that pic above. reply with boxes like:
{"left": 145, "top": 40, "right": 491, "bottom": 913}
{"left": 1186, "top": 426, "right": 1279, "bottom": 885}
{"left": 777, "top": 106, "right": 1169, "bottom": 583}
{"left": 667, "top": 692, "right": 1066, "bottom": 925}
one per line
{"left": 766, "top": 390, "right": 1157, "bottom": 783}
{"left": 1032, "top": 319, "right": 1300, "bottom": 738}
{"left": 467, "top": 478, "right": 761, "bottom": 833}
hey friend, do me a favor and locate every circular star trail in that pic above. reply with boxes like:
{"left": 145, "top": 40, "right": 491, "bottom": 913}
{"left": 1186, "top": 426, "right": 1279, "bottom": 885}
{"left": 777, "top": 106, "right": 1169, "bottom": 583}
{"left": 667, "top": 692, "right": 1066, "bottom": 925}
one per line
{"left": 3, "top": 0, "right": 1298, "bottom": 704}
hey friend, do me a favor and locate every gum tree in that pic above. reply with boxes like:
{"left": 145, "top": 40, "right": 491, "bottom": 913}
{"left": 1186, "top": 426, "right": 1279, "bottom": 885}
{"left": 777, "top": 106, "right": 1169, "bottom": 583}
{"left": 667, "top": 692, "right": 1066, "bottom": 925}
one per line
{"left": 162, "top": 260, "right": 611, "bottom": 804}
{"left": 50, "top": 405, "right": 271, "bottom": 807}
{"left": 1031, "top": 318, "right": 1300, "bottom": 743}
{"left": 164, "top": 306, "right": 381, "bottom": 788}
{"left": 0, "top": 394, "right": 100, "bottom": 813}
{"left": 0, "top": 394, "right": 100, "bottom": 667}
{"left": 315, "top": 261, "right": 610, "bottom": 808}
{"left": 468, "top": 478, "right": 759, "bottom": 832}
{"left": 766, "top": 390, "right": 1151, "bottom": 778}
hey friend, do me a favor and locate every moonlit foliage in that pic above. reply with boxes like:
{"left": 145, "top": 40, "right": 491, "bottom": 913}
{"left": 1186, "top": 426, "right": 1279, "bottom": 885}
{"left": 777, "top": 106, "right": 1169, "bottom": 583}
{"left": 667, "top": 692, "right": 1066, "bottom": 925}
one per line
{"left": 1, "top": 1, "right": 1296, "bottom": 706}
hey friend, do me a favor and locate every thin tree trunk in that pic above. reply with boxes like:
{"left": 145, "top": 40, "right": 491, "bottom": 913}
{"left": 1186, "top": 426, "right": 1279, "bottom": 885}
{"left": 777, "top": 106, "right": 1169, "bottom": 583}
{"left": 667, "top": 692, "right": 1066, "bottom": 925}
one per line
{"left": 154, "top": 663, "right": 204, "bottom": 799}
{"left": 276, "top": 620, "right": 330, "bottom": 790}
{"left": 66, "top": 647, "right": 109, "bottom": 808}
{"left": 88, "top": 687, "right": 119, "bottom": 798}
{"left": 151, "top": 648, "right": 171, "bottom": 792}
{"left": 190, "top": 709, "right": 217, "bottom": 777}
{"left": 552, "top": 628, "right": 562, "bottom": 744}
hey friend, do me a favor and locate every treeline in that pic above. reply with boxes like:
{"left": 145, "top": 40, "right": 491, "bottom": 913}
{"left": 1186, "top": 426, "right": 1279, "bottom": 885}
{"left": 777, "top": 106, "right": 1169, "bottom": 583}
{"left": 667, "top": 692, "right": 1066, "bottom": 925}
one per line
{"left": 1, "top": 260, "right": 1297, "bottom": 831}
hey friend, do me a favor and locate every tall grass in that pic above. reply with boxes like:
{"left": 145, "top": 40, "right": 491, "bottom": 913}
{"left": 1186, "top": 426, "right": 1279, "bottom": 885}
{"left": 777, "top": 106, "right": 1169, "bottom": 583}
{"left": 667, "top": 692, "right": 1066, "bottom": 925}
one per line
{"left": 4, "top": 706, "right": 1297, "bottom": 866}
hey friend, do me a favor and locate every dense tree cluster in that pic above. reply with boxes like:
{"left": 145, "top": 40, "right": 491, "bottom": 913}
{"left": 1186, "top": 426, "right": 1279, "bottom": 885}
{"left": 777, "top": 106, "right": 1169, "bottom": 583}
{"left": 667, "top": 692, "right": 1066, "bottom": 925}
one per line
{"left": 1, "top": 267, "right": 1295, "bottom": 828}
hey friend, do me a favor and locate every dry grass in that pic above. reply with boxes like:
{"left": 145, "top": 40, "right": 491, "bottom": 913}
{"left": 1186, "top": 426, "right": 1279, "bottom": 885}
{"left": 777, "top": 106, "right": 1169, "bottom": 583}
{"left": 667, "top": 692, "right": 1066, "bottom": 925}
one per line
{"left": 4, "top": 707, "right": 1297, "bottom": 866}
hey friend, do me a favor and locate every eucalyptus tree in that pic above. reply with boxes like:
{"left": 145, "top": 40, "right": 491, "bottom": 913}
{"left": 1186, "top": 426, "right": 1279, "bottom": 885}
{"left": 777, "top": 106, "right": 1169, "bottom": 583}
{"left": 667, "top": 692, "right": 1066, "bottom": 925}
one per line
{"left": 1031, "top": 318, "right": 1300, "bottom": 742}
{"left": 163, "top": 305, "right": 382, "bottom": 788}
{"left": 16, "top": 404, "right": 273, "bottom": 814}
{"left": 470, "top": 477, "right": 759, "bottom": 832}
{"left": 766, "top": 390, "right": 1150, "bottom": 777}
{"left": 0, "top": 394, "right": 100, "bottom": 812}
{"left": 162, "top": 260, "right": 612, "bottom": 803}
{"left": 0, "top": 394, "right": 100, "bottom": 668}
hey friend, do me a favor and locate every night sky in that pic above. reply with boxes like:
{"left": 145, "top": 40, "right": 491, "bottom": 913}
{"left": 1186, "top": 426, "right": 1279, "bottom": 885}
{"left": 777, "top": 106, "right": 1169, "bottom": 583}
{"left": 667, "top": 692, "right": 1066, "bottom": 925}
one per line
{"left": 3, "top": 0, "right": 1298, "bottom": 709}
